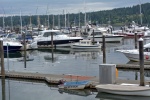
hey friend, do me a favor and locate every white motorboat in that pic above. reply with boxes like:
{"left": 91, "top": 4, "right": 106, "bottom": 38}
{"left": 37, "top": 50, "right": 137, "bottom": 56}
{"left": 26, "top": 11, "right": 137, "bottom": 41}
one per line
{"left": 96, "top": 84, "right": 150, "bottom": 96}
{"left": 70, "top": 39, "right": 101, "bottom": 49}
{"left": 58, "top": 80, "right": 90, "bottom": 90}
{"left": 29, "top": 29, "right": 83, "bottom": 49}
{"left": 87, "top": 28, "right": 124, "bottom": 43}
{"left": 113, "top": 21, "right": 149, "bottom": 38}
{"left": 116, "top": 42, "right": 150, "bottom": 63}
{"left": 3, "top": 40, "right": 23, "bottom": 51}
{"left": 96, "top": 91, "right": 150, "bottom": 100}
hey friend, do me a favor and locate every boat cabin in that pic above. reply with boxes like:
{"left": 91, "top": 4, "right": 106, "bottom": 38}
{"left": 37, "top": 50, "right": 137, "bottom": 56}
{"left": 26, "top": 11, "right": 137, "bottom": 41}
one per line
{"left": 79, "top": 40, "right": 93, "bottom": 45}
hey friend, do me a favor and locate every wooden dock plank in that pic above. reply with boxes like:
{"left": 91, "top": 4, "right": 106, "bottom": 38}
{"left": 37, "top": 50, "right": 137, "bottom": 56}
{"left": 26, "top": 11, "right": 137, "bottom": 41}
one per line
{"left": 116, "top": 64, "right": 150, "bottom": 70}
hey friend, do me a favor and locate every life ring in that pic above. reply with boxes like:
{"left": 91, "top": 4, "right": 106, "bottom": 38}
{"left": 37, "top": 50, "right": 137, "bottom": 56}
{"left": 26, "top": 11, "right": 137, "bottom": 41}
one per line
{"left": 145, "top": 55, "right": 149, "bottom": 60}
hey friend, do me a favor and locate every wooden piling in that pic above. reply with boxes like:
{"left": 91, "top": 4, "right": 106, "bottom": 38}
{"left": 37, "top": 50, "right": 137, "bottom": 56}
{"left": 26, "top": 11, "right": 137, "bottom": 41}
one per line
{"left": 139, "top": 38, "right": 145, "bottom": 86}
{"left": 102, "top": 35, "right": 106, "bottom": 63}
{"left": 51, "top": 32, "right": 54, "bottom": 48}
{"left": 134, "top": 33, "right": 138, "bottom": 49}
{"left": 23, "top": 33, "right": 27, "bottom": 68}
{"left": 75, "top": 31, "right": 77, "bottom": 37}
{"left": 51, "top": 48, "right": 54, "bottom": 63}
{"left": 0, "top": 40, "right": 5, "bottom": 77}
{"left": 92, "top": 29, "right": 95, "bottom": 45}
{"left": 134, "top": 33, "right": 138, "bottom": 80}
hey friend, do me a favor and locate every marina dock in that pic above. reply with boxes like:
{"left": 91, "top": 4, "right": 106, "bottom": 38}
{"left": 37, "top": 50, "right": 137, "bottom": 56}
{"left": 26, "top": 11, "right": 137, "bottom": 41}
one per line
{"left": 116, "top": 64, "right": 150, "bottom": 70}
{"left": 0, "top": 69, "right": 149, "bottom": 89}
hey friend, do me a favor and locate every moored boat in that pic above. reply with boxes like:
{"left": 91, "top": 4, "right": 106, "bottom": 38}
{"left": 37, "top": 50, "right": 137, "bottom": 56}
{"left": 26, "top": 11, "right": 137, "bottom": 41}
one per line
{"left": 3, "top": 40, "right": 23, "bottom": 52}
{"left": 116, "top": 42, "right": 150, "bottom": 63}
{"left": 70, "top": 39, "right": 101, "bottom": 49}
{"left": 96, "top": 84, "right": 150, "bottom": 96}
{"left": 29, "top": 29, "right": 83, "bottom": 49}
{"left": 58, "top": 80, "right": 90, "bottom": 90}
{"left": 87, "top": 29, "right": 124, "bottom": 43}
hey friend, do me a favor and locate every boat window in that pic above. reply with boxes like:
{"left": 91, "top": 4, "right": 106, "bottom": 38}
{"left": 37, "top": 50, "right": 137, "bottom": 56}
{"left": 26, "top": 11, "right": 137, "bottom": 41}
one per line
{"left": 91, "top": 32, "right": 102, "bottom": 35}
{"left": 43, "top": 31, "right": 63, "bottom": 37}
{"left": 7, "top": 34, "right": 17, "bottom": 38}
{"left": 43, "top": 32, "right": 52, "bottom": 37}
{"left": 144, "top": 48, "right": 150, "bottom": 52}
{"left": 54, "top": 32, "right": 63, "bottom": 35}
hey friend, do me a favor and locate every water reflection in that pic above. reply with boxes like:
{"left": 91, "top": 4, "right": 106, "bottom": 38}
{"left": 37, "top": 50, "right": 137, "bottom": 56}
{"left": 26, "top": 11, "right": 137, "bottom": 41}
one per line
{"left": 58, "top": 88, "right": 92, "bottom": 97}
{"left": 96, "top": 92, "right": 150, "bottom": 100}
{"left": 0, "top": 79, "right": 97, "bottom": 100}
{"left": 4, "top": 51, "right": 22, "bottom": 58}
{"left": 1, "top": 78, "right": 5, "bottom": 100}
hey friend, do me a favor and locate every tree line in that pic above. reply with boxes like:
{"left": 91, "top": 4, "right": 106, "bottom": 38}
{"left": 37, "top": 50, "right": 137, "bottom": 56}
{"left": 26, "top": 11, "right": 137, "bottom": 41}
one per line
{"left": 0, "top": 2, "right": 150, "bottom": 28}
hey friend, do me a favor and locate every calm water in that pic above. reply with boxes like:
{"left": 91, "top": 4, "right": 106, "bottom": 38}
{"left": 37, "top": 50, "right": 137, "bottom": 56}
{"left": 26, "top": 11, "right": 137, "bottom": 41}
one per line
{"left": 1, "top": 38, "right": 150, "bottom": 100}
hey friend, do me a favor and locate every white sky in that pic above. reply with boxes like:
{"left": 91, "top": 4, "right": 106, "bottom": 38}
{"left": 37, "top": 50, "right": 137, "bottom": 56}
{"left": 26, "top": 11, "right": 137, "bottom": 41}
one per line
{"left": 0, "top": 0, "right": 149, "bottom": 16}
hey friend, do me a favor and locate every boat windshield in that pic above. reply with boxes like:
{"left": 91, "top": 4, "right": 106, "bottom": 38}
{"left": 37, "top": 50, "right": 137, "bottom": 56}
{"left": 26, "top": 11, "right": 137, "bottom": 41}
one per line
{"left": 43, "top": 32, "right": 64, "bottom": 37}
{"left": 6, "top": 34, "right": 18, "bottom": 38}
{"left": 144, "top": 48, "right": 150, "bottom": 52}
{"left": 91, "top": 32, "right": 102, "bottom": 36}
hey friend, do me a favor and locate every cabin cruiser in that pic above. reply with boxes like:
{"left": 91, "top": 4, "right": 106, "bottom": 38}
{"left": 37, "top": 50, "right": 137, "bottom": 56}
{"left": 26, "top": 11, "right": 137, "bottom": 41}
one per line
{"left": 0, "top": 34, "right": 23, "bottom": 51}
{"left": 116, "top": 40, "right": 150, "bottom": 63}
{"left": 29, "top": 29, "right": 83, "bottom": 49}
{"left": 87, "top": 28, "right": 124, "bottom": 43}
{"left": 113, "top": 21, "right": 149, "bottom": 38}
{"left": 70, "top": 39, "right": 101, "bottom": 49}
{"left": 2, "top": 39, "right": 23, "bottom": 51}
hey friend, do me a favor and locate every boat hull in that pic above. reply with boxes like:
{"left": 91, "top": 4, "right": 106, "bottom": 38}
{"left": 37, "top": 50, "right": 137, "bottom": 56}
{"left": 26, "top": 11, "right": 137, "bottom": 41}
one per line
{"left": 37, "top": 39, "right": 82, "bottom": 47}
{"left": 3, "top": 46, "right": 22, "bottom": 51}
{"left": 117, "top": 49, "right": 150, "bottom": 63}
{"left": 58, "top": 80, "right": 89, "bottom": 90}
{"left": 3, "top": 41, "right": 23, "bottom": 51}
{"left": 71, "top": 44, "right": 101, "bottom": 49}
{"left": 96, "top": 84, "right": 150, "bottom": 96}
{"left": 88, "top": 35, "right": 123, "bottom": 43}
{"left": 58, "top": 84, "right": 86, "bottom": 90}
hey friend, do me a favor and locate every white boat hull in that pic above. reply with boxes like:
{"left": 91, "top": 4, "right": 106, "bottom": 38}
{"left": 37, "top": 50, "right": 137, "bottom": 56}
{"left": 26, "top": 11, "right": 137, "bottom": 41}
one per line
{"left": 3, "top": 40, "right": 23, "bottom": 51}
{"left": 71, "top": 44, "right": 101, "bottom": 49}
{"left": 88, "top": 35, "right": 123, "bottom": 43}
{"left": 117, "top": 49, "right": 150, "bottom": 63}
{"left": 96, "top": 84, "right": 150, "bottom": 96}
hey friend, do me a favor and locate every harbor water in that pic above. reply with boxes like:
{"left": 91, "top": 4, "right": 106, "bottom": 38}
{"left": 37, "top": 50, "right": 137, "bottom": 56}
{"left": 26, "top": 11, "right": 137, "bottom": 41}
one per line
{"left": 1, "top": 38, "right": 150, "bottom": 100}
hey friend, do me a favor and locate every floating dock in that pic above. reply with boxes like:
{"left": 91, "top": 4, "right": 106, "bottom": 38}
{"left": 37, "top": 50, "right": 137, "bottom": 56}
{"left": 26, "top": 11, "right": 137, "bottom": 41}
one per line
{"left": 0, "top": 64, "right": 150, "bottom": 89}
{"left": 0, "top": 70, "right": 149, "bottom": 89}
{"left": 116, "top": 64, "right": 150, "bottom": 70}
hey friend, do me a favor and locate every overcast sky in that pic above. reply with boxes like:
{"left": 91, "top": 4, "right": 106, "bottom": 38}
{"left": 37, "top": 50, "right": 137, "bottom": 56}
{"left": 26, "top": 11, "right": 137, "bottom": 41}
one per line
{"left": 0, "top": 0, "right": 150, "bottom": 16}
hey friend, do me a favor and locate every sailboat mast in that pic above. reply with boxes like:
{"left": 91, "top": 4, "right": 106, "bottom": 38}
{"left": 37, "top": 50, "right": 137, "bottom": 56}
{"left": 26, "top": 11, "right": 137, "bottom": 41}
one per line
{"left": 46, "top": 5, "right": 50, "bottom": 29}
{"left": 30, "top": 15, "right": 32, "bottom": 28}
{"left": 79, "top": 11, "right": 80, "bottom": 28}
{"left": 11, "top": 15, "right": 13, "bottom": 31}
{"left": 53, "top": 14, "right": 54, "bottom": 29}
{"left": 65, "top": 10, "right": 66, "bottom": 28}
{"left": 2, "top": 8, "right": 5, "bottom": 31}
{"left": 20, "top": 10, "right": 22, "bottom": 35}
{"left": 84, "top": 0, "right": 86, "bottom": 26}
{"left": 2, "top": 15, "right": 5, "bottom": 31}
{"left": 67, "top": 12, "right": 70, "bottom": 28}
{"left": 58, "top": 14, "right": 60, "bottom": 29}
{"left": 139, "top": 0, "right": 142, "bottom": 25}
